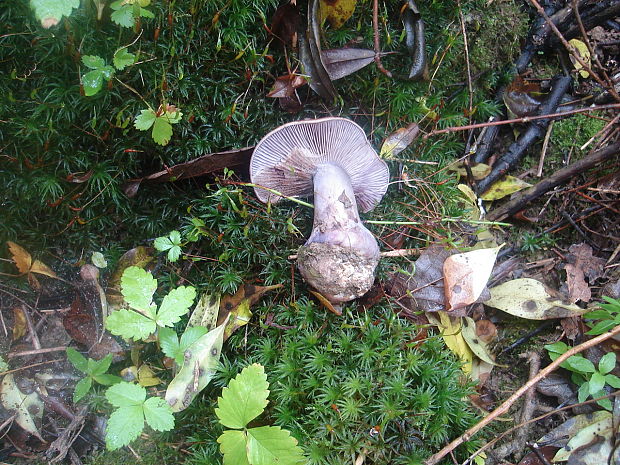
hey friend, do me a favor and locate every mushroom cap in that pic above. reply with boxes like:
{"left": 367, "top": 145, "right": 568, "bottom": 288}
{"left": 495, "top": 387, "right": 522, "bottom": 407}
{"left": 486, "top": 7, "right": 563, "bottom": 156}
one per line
{"left": 250, "top": 117, "right": 389, "bottom": 213}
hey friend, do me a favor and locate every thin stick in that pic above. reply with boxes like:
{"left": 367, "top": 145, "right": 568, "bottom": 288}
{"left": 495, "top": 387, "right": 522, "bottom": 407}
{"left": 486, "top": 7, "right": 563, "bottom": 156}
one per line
{"left": 424, "top": 103, "right": 620, "bottom": 138}
{"left": 457, "top": 0, "right": 473, "bottom": 116}
{"left": 0, "top": 358, "right": 64, "bottom": 376}
{"left": 7, "top": 346, "right": 68, "bottom": 358}
{"left": 580, "top": 113, "right": 620, "bottom": 150}
{"left": 424, "top": 323, "right": 620, "bottom": 465}
{"left": 537, "top": 120, "right": 554, "bottom": 177}
{"left": 373, "top": 0, "right": 392, "bottom": 77}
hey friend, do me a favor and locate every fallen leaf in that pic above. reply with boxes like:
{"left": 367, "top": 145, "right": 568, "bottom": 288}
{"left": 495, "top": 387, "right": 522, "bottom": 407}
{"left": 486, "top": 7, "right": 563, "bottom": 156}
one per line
{"left": 121, "top": 364, "right": 162, "bottom": 387}
{"left": 448, "top": 162, "right": 492, "bottom": 180}
{"left": 553, "top": 411, "right": 612, "bottom": 462}
{"left": 475, "top": 319, "right": 497, "bottom": 344}
{"left": 443, "top": 246, "right": 501, "bottom": 311}
{"left": 188, "top": 293, "right": 221, "bottom": 330}
{"left": 517, "top": 446, "right": 559, "bottom": 465}
{"left": 503, "top": 90, "right": 541, "bottom": 118}
{"left": 480, "top": 176, "right": 531, "bottom": 201}
{"left": 486, "top": 278, "right": 587, "bottom": 320}
{"left": 470, "top": 358, "right": 494, "bottom": 386}
{"left": 565, "top": 243, "right": 605, "bottom": 303}
{"left": 218, "top": 284, "right": 283, "bottom": 341}
{"left": 380, "top": 123, "right": 420, "bottom": 159}
{"left": 267, "top": 73, "right": 307, "bottom": 98}
{"left": 568, "top": 38, "right": 591, "bottom": 78}
{"left": 12, "top": 307, "right": 27, "bottom": 341}
{"left": 322, "top": 48, "right": 376, "bottom": 80}
{"left": 0, "top": 373, "right": 44, "bottom": 441}
{"left": 165, "top": 319, "right": 227, "bottom": 412}
{"left": 319, "top": 0, "right": 357, "bottom": 29}
{"left": 269, "top": 1, "right": 300, "bottom": 47}
{"left": 539, "top": 411, "right": 610, "bottom": 449}
{"left": 7, "top": 241, "right": 58, "bottom": 288}
{"left": 309, "top": 289, "right": 342, "bottom": 316}
{"left": 386, "top": 246, "right": 452, "bottom": 314}
{"left": 461, "top": 317, "right": 499, "bottom": 366}
{"left": 122, "top": 148, "right": 254, "bottom": 198}
{"left": 428, "top": 312, "right": 474, "bottom": 374}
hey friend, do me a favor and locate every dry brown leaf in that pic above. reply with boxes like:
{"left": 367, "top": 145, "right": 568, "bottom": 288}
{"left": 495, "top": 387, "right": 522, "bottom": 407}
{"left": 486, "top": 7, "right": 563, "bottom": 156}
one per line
{"left": 310, "top": 289, "right": 342, "bottom": 315}
{"left": 565, "top": 243, "right": 605, "bottom": 303}
{"left": 7, "top": 241, "right": 58, "bottom": 279}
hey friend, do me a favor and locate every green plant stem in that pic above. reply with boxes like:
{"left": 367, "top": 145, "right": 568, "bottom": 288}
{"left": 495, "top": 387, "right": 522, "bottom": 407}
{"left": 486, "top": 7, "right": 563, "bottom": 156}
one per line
{"left": 424, "top": 323, "right": 620, "bottom": 465}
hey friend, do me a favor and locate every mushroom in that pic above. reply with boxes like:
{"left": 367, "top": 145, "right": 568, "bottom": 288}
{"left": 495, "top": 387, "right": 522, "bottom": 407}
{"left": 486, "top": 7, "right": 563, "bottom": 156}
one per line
{"left": 250, "top": 117, "right": 389, "bottom": 303}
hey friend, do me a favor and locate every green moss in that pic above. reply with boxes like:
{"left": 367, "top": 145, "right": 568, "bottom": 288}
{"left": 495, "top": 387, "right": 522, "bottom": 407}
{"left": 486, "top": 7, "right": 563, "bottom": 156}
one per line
{"left": 550, "top": 113, "right": 606, "bottom": 155}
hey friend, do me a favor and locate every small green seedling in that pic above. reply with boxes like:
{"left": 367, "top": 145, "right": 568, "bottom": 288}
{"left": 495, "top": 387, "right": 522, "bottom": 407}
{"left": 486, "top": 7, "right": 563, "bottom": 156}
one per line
{"left": 159, "top": 326, "right": 208, "bottom": 365}
{"left": 545, "top": 343, "right": 620, "bottom": 410}
{"left": 105, "top": 266, "right": 196, "bottom": 341}
{"left": 110, "top": 0, "right": 154, "bottom": 28}
{"left": 104, "top": 381, "right": 174, "bottom": 450}
{"left": 81, "top": 48, "right": 136, "bottom": 97}
{"left": 134, "top": 104, "right": 183, "bottom": 146}
{"left": 584, "top": 297, "right": 620, "bottom": 335}
{"left": 66, "top": 349, "right": 121, "bottom": 402}
{"left": 216, "top": 364, "right": 305, "bottom": 465}
{"left": 154, "top": 230, "right": 184, "bottom": 262}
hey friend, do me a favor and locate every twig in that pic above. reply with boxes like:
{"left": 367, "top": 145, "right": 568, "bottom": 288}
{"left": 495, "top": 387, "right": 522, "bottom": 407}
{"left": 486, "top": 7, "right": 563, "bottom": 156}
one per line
{"left": 580, "top": 113, "right": 620, "bottom": 150}
{"left": 424, "top": 103, "right": 620, "bottom": 138}
{"left": 0, "top": 358, "right": 64, "bottom": 376}
{"left": 487, "top": 141, "right": 620, "bottom": 221}
{"left": 7, "top": 346, "right": 68, "bottom": 358}
{"left": 528, "top": 0, "right": 620, "bottom": 103}
{"left": 372, "top": 0, "right": 391, "bottom": 77}
{"left": 21, "top": 304, "right": 41, "bottom": 350}
{"left": 424, "top": 323, "right": 620, "bottom": 465}
{"left": 457, "top": 0, "right": 473, "bottom": 116}
{"left": 537, "top": 121, "right": 554, "bottom": 177}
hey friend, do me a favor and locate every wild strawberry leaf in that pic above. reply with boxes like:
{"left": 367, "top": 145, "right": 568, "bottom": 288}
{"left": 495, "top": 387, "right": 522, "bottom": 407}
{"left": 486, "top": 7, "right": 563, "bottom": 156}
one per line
{"left": 215, "top": 363, "right": 269, "bottom": 429}
{"left": 120, "top": 266, "right": 157, "bottom": 312}
{"left": 106, "top": 308, "right": 156, "bottom": 341}
{"left": 113, "top": 48, "right": 136, "bottom": 70}
{"left": 106, "top": 382, "right": 146, "bottom": 408}
{"left": 110, "top": 4, "right": 135, "bottom": 27}
{"left": 134, "top": 109, "right": 157, "bottom": 131}
{"left": 218, "top": 430, "right": 251, "bottom": 465}
{"left": 142, "top": 396, "right": 174, "bottom": 431}
{"left": 246, "top": 426, "right": 305, "bottom": 465}
{"left": 30, "top": 0, "right": 80, "bottom": 28}
{"left": 105, "top": 405, "right": 144, "bottom": 450}
{"left": 82, "top": 55, "right": 106, "bottom": 70}
{"left": 156, "top": 285, "right": 196, "bottom": 327}
{"left": 152, "top": 117, "right": 173, "bottom": 145}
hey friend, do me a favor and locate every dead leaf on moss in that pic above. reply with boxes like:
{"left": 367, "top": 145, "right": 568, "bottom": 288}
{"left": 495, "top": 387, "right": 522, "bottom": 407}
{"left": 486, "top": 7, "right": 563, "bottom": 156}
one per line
{"left": 461, "top": 317, "right": 499, "bottom": 366}
{"left": 12, "top": 307, "right": 27, "bottom": 341}
{"left": 310, "top": 290, "right": 342, "bottom": 315}
{"left": 565, "top": 243, "right": 605, "bottom": 303}
{"left": 0, "top": 373, "right": 44, "bottom": 441}
{"left": 322, "top": 48, "right": 377, "bottom": 80}
{"left": 443, "top": 246, "right": 501, "bottom": 311}
{"left": 486, "top": 278, "right": 588, "bottom": 320}
{"left": 188, "top": 293, "right": 220, "bottom": 330}
{"left": 121, "top": 364, "right": 161, "bottom": 387}
{"left": 427, "top": 312, "right": 473, "bottom": 374}
{"left": 448, "top": 162, "right": 492, "bottom": 180}
{"left": 380, "top": 123, "right": 420, "bottom": 160}
{"left": 320, "top": 0, "right": 357, "bottom": 29}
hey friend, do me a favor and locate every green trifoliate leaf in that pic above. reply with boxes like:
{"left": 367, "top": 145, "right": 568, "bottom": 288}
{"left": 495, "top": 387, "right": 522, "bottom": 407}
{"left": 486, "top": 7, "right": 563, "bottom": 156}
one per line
{"left": 142, "top": 396, "right": 174, "bottom": 431}
{"left": 598, "top": 352, "right": 616, "bottom": 375}
{"left": 30, "top": 0, "right": 80, "bottom": 28}
{"left": 167, "top": 246, "right": 182, "bottom": 262}
{"left": 113, "top": 48, "right": 136, "bottom": 70}
{"left": 66, "top": 348, "right": 88, "bottom": 373}
{"left": 120, "top": 266, "right": 157, "bottom": 312}
{"left": 134, "top": 109, "right": 157, "bottom": 131}
{"left": 215, "top": 363, "right": 269, "bottom": 429}
{"left": 110, "top": 4, "right": 134, "bottom": 27}
{"left": 154, "top": 236, "right": 174, "bottom": 252}
{"left": 82, "top": 55, "right": 106, "bottom": 69}
{"left": 156, "top": 286, "right": 196, "bottom": 327}
{"left": 100, "top": 65, "right": 115, "bottom": 80}
{"left": 91, "top": 354, "right": 113, "bottom": 376}
{"left": 105, "top": 405, "right": 144, "bottom": 450}
{"left": 106, "top": 382, "right": 146, "bottom": 407}
{"left": 73, "top": 377, "right": 92, "bottom": 403}
{"left": 139, "top": 7, "right": 154, "bottom": 18}
{"left": 218, "top": 430, "right": 251, "bottom": 465}
{"left": 152, "top": 117, "right": 173, "bottom": 145}
{"left": 246, "top": 426, "right": 306, "bottom": 465}
{"left": 168, "top": 230, "right": 181, "bottom": 244}
{"left": 105, "top": 308, "right": 156, "bottom": 341}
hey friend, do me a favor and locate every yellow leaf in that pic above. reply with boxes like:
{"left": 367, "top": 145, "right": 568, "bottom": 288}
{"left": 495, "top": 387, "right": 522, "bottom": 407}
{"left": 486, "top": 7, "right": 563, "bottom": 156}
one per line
{"left": 430, "top": 312, "right": 474, "bottom": 374}
{"left": 568, "top": 39, "right": 591, "bottom": 79}
{"left": 12, "top": 307, "right": 27, "bottom": 341}
{"left": 380, "top": 123, "right": 420, "bottom": 159}
{"left": 481, "top": 175, "right": 531, "bottom": 201}
{"left": 30, "top": 259, "right": 58, "bottom": 279}
{"left": 448, "top": 162, "right": 492, "bottom": 180}
{"left": 7, "top": 241, "right": 32, "bottom": 274}
{"left": 188, "top": 293, "right": 220, "bottom": 331}
{"left": 310, "top": 290, "right": 342, "bottom": 315}
{"left": 320, "top": 0, "right": 357, "bottom": 29}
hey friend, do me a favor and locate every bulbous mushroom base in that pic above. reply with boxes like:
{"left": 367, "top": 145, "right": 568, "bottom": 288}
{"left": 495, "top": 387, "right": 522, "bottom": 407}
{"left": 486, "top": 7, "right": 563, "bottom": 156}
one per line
{"left": 297, "top": 242, "right": 379, "bottom": 303}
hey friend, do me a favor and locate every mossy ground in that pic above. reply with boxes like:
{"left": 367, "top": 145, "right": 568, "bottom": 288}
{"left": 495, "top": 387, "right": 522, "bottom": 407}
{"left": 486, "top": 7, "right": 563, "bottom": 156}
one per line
{"left": 1, "top": 0, "right": 540, "bottom": 463}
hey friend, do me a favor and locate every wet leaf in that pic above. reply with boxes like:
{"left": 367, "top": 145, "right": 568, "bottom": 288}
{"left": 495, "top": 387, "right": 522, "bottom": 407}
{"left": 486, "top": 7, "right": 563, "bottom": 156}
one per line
{"left": 380, "top": 123, "right": 420, "bottom": 159}
{"left": 486, "top": 278, "right": 587, "bottom": 320}
{"left": 470, "top": 358, "right": 494, "bottom": 386}
{"left": 165, "top": 319, "right": 227, "bottom": 412}
{"left": 320, "top": 0, "right": 357, "bottom": 29}
{"left": 448, "top": 162, "right": 492, "bottom": 181}
{"left": 428, "top": 312, "right": 473, "bottom": 374}
{"left": 30, "top": 0, "right": 79, "bottom": 28}
{"left": 480, "top": 176, "right": 531, "bottom": 201}
{"left": 91, "top": 251, "right": 108, "bottom": 268}
{"left": 568, "top": 39, "right": 591, "bottom": 79}
{"left": 538, "top": 411, "right": 610, "bottom": 449}
{"left": 322, "top": 48, "right": 376, "bottom": 80}
{"left": 0, "top": 373, "right": 44, "bottom": 440}
{"left": 188, "top": 293, "right": 221, "bottom": 330}
{"left": 269, "top": 2, "right": 300, "bottom": 47}
{"left": 553, "top": 411, "right": 612, "bottom": 462}
{"left": 461, "top": 317, "right": 498, "bottom": 366}
{"left": 218, "top": 284, "right": 283, "bottom": 341}
{"left": 564, "top": 243, "right": 605, "bottom": 303}
{"left": 503, "top": 90, "right": 541, "bottom": 118}
{"left": 443, "top": 246, "right": 500, "bottom": 311}
{"left": 121, "top": 364, "right": 162, "bottom": 387}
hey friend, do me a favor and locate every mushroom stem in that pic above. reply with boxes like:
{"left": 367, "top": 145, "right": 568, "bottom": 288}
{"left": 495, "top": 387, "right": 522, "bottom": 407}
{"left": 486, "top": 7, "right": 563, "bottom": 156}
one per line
{"left": 306, "top": 163, "right": 379, "bottom": 259}
{"left": 297, "top": 163, "right": 380, "bottom": 303}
